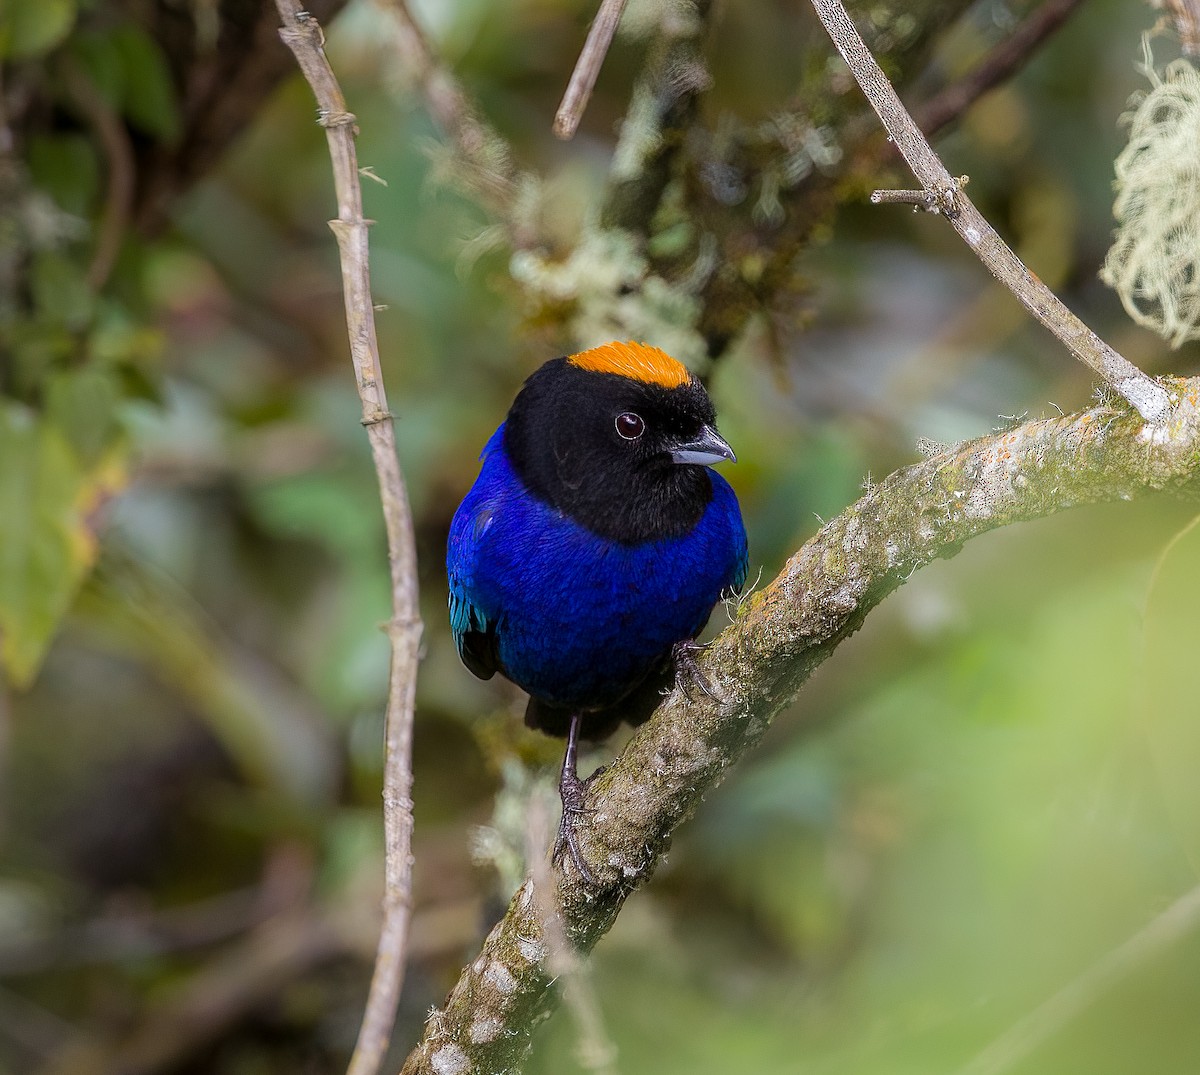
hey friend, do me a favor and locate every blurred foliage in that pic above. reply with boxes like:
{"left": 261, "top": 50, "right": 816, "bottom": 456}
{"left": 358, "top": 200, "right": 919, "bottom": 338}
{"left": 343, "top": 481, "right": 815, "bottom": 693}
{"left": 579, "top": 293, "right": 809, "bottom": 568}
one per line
{"left": 2, "top": 1, "right": 1200, "bottom": 1074}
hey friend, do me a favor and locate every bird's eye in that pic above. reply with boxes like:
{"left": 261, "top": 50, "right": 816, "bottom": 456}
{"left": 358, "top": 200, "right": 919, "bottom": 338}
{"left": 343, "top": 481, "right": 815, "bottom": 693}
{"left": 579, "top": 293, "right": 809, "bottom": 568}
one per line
{"left": 615, "top": 412, "right": 645, "bottom": 440}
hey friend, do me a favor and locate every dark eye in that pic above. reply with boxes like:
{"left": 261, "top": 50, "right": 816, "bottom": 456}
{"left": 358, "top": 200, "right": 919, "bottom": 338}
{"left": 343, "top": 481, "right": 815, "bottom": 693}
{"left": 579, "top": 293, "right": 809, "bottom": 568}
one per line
{"left": 615, "top": 412, "right": 645, "bottom": 440}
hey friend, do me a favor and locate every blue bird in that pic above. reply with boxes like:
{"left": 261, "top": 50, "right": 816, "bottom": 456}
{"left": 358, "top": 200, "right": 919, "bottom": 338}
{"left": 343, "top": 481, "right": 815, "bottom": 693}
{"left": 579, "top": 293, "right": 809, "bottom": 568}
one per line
{"left": 447, "top": 342, "right": 748, "bottom": 880}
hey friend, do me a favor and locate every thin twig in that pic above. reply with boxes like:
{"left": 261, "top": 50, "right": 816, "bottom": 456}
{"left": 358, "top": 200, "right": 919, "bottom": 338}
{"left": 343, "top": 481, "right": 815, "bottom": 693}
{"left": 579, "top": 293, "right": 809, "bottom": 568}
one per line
{"left": 554, "top": 0, "right": 630, "bottom": 140}
{"left": 40, "top": 910, "right": 344, "bottom": 1075}
{"left": 870, "top": 188, "right": 938, "bottom": 208}
{"left": 914, "top": 0, "right": 1089, "bottom": 137}
{"left": 694, "top": 0, "right": 1078, "bottom": 363}
{"left": 871, "top": 177, "right": 968, "bottom": 212}
{"left": 809, "top": 0, "right": 1171, "bottom": 425}
{"left": 274, "top": 7, "right": 423, "bottom": 1075}
{"left": 953, "top": 881, "right": 1200, "bottom": 1075}
{"left": 60, "top": 58, "right": 134, "bottom": 292}
{"left": 378, "top": 0, "right": 518, "bottom": 219}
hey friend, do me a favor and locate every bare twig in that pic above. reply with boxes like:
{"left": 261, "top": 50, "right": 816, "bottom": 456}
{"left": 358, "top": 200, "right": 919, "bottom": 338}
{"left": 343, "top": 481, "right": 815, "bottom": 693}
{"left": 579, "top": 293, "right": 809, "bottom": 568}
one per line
{"left": 274, "top": 7, "right": 423, "bottom": 1075}
{"left": 914, "top": 0, "right": 1089, "bottom": 137}
{"left": 39, "top": 910, "right": 344, "bottom": 1075}
{"left": 378, "top": 0, "right": 518, "bottom": 220}
{"left": 60, "top": 58, "right": 134, "bottom": 292}
{"left": 871, "top": 176, "right": 968, "bottom": 212}
{"left": 554, "top": 0, "right": 630, "bottom": 140}
{"left": 953, "top": 881, "right": 1200, "bottom": 1075}
{"left": 403, "top": 378, "right": 1200, "bottom": 1075}
{"left": 693, "top": 0, "right": 1076, "bottom": 362}
{"left": 809, "top": 0, "right": 1171, "bottom": 425}
{"left": 0, "top": 846, "right": 312, "bottom": 976}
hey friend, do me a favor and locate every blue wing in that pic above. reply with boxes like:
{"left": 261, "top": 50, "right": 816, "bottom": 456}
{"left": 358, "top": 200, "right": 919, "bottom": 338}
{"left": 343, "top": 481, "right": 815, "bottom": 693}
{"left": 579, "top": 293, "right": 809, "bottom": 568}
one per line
{"left": 448, "top": 582, "right": 497, "bottom": 681}
{"left": 446, "top": 428, "right": 506, "bottom": 680}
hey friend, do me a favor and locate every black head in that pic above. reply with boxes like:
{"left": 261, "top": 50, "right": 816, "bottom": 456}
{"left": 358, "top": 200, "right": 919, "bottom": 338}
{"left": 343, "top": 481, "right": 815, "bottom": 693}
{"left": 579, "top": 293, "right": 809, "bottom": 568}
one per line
{"left": 503, "top": 342, "right": 736, "bottom": 543}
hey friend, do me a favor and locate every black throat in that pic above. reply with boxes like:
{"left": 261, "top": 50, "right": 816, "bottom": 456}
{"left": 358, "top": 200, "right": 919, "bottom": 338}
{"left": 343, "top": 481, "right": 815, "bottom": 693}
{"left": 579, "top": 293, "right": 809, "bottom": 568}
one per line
{"left": 503, "top": 359, "right": 716, "bottom": 544}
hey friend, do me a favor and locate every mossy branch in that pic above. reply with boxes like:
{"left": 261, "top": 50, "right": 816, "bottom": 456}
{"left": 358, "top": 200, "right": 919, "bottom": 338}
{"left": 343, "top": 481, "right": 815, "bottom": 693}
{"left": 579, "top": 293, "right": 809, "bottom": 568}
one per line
{"left": 600, "top": 0, "right": 714, "bottom": 234}
{"left": 401, "top": 379, "right": 1200, "bottom": 1075}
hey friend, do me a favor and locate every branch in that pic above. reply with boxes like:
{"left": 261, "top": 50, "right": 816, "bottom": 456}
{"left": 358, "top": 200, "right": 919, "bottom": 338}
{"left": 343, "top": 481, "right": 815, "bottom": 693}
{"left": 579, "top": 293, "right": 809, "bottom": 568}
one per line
{"left": 274, "top": 7, "right": 423, "bottom": 1075}
{"left": 402, "top": 378, "right": 1200, "bottom": 1074}
{"left": 42, "top": 909, "right": 343, "bottom": 1075}
{"left": 600, "top": 0, "right": 714, "bottom": 233}
{"left": 914, "top": 0, "right": 1089, "bottom": 138}
{"left": 379, "top": 0, "right": 519, "bottom": 223}
{"left": 134, "top": 0, "right": 353, "bottom": 234}
{"left": 809, "top": 0, "right": 1171, "bottom": 425}
{"left": 60, "top": 58, "right": 134, "bottom": 292}
{"left": 692, "top": 0, "right": 978, "bottom": 360}
{"left": 554, "top": 0, "right": 630, "bottom": 140}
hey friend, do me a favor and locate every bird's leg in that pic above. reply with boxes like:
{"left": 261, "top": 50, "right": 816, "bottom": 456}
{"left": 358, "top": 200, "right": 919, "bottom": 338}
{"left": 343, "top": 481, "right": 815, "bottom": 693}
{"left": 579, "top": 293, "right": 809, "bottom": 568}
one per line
{"left": 672, "top": 637, "right": 720, "bottom": 702}
{"left": 552, "top": 712, "right": 599, "bottom": 885}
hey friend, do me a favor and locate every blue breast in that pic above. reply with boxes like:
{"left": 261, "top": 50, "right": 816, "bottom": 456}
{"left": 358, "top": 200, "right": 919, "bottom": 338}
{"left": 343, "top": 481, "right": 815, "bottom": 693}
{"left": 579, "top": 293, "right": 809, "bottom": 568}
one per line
{"left": 447, "top": 423, "right": 748, "bottom": 710}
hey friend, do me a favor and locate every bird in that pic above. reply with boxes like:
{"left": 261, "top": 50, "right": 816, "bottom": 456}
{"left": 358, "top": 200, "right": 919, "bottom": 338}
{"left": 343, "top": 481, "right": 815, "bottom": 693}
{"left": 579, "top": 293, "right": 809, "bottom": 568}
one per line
{"left": 446, "top": 341, "right": 748, "bottom": 882}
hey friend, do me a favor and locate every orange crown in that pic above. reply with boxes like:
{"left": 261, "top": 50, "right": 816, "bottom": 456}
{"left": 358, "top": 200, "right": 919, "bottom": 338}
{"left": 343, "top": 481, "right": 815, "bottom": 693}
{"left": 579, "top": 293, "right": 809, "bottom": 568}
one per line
{"left": 567, "top": 341, "right": 692, "bottom": 390}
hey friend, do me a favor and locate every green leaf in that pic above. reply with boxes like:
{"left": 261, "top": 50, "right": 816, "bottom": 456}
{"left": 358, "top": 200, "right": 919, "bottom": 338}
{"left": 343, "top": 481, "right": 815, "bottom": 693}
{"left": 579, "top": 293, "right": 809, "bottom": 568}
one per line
{"left": 249, "top": 472, "right": 384, "bottom": 558}
{"left": 27, "top": 133, "right": 100, "bottom": 216}
{"left": 31, "top": 251, "right": 93, "bottom": 331}
{"left": 45, "top": 367, "right": 121, "bottom": 465}
{"left": 69, "top": 26, "right": 180, "bottom": 143}
{"left": 5, "top": 321, "right": 75, "bottom": 398}
{"left": 0, "top": 407, "right": 89, "bottom": 686}
{"left": 0, "top": 0, "right": 76, "bottom": 59}
{"left": 67, "top": 30, "right": 123, "bottom": 113}
{"left": 90, "top": 311, "right": 166, "bottom": 402}
{"left": 110, "top": 26, "right": 180, "bottom": 141}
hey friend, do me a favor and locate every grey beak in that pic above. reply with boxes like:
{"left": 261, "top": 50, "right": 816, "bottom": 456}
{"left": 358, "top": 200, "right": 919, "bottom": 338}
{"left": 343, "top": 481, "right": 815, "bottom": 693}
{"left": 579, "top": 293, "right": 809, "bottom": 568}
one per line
{"left": 670, "top": 424, "right": 737, "bottom": 466}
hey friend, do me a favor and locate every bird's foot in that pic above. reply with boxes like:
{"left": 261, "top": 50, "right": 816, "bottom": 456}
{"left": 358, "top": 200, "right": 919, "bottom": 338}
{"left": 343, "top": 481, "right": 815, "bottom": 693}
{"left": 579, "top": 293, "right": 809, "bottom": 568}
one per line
{"left": 672, "top": 638, "right": 721, "bottom": 702}
{"left": 552, "top": 765, "right": 599, "bottom": 886}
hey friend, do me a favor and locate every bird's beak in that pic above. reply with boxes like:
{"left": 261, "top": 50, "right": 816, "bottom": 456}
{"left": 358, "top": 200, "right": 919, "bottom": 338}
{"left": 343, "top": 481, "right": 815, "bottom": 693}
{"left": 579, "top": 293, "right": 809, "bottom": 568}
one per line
{"left": 670, "top": 424, "right": 737, "bottom": 466}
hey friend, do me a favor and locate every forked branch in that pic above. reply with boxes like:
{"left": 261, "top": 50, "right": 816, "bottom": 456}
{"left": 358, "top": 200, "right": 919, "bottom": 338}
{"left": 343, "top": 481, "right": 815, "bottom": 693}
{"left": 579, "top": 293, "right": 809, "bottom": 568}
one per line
{"left": 809, "top": 0, "right": 1171, "bottom": 425}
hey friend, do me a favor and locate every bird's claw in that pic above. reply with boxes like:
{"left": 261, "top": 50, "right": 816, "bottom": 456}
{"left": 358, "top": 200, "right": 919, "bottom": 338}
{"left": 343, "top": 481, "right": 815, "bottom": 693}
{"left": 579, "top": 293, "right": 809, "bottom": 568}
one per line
{"left": 672, "top": 638, "right": 720, "bottom": 702}
{"left": 552, "top": 767, "right": 599, "bottom": 886}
